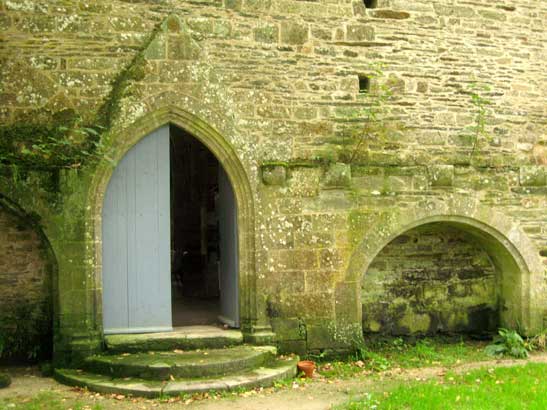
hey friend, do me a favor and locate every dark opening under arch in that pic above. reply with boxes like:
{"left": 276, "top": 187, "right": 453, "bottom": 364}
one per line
{"left": 362, "top": 220, "right": 525, "bottom": 338}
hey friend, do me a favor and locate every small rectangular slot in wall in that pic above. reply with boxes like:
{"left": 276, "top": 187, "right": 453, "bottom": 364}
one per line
{"left": 359, "top": 75, "right": 370, "bottom": 93}
{"left": 364, "top": 0, "right": 377, "bottom": 8}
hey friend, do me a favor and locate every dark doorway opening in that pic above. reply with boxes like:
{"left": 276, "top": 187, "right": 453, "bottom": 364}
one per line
{"left": 170, "top": 125, "right": 221, "bottom": 326}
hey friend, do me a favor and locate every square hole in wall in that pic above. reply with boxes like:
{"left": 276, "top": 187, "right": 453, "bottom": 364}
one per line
{"left": 363, "top": 0, "right": 378, "bottom": 8}
{"left": 358, "top": 75, "right": 370, "bottom": 93}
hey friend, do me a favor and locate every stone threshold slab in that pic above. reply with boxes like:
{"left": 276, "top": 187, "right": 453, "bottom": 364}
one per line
{"left": 105, "top": 325, "right": 244, "bottom": 353}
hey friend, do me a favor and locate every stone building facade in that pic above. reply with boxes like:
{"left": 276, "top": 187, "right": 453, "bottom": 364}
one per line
{"left": 0, "top": 0, "right": 546, "bottom": 362}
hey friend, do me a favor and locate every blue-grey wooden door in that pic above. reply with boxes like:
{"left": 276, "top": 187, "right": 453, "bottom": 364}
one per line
{"left": 102, "top": 126, "right": 172, "bottom": 334}
{"left": 218, "top": 166, "right": 239, "bottom": 327}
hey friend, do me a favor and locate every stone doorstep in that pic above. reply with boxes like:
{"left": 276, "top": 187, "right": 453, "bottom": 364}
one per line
{"left": 54, "top": 356, "right": 299, "bottom": 398}
{"left": 105, "top": 326, "right": 244, "bottom": 353}
{"left": 84, "top": 345, "right": 278, "bottom": 379}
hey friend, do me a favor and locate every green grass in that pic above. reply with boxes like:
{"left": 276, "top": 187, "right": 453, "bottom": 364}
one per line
{"left": 374, "top": 338, "right": 490, "bottom": 368}
{"left": 0, "top": 391, "right": 104, "bottom": 410}
{"left": 337, "top": 362, "right": 547, "bottom": 410}
{"left": 318, "top": 338, "right": 490, "bottom": 378}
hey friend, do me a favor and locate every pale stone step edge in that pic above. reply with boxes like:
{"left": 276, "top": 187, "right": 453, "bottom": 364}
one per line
{"left": 105, "top": 327, "right": 244, "bottom": 352}
{"left": 54, "top": 357, "right": 298, "bottom": 398}
{"left": 84, "top": 345, "right": 277, "bottom": 380}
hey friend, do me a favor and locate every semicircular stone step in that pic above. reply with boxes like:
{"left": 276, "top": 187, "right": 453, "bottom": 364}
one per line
{"left": 84, "top": 345, "right": 277, "bottom": 380}
{"left": 105, "top": 326, "right": 243, "bottom": 353}
{"left": 54, "top": 355, "right": 298, "bottom": 398}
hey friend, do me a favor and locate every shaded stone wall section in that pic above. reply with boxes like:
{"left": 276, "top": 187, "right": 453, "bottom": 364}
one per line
{"left": 362, "top": 224, "right": 498, "bottom": 336}
{"left": 0, "top": 206, "right": 52, "bottom": 358}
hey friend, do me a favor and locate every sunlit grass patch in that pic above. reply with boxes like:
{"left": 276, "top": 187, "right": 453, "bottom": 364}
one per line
{"left": 337, "top": 362, "right": 547, "bottom": 410}
{"left": 0, "top": 391, "right": 104, "bottom": 410}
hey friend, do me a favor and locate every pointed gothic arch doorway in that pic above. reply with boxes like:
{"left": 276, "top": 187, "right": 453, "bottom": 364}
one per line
{"left": 102, "top": 124, "right": 239, "bottom": 334}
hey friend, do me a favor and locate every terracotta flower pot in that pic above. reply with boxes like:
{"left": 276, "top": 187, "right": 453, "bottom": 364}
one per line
{"left": 297, "top": 360, "right": 315, "bottom": 378}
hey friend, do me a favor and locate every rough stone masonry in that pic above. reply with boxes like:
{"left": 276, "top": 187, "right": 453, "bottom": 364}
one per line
{"left": 0, "top": 0, "right": 546, "bottom": 361}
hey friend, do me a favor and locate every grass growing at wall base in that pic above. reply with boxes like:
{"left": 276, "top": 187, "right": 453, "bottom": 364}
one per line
{"left": 316, "top": 338, "right": 491, "bottom": 378}
{"left": 337, "top": 362, "right": 547, "bottom": 410}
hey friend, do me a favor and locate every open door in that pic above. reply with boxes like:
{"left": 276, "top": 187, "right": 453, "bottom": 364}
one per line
{"left": 218, "top": 166, "right": 239, "bottom": 327}
{"left": 102, "top": 125, "right": 239, "bottom": 333}
{"left": 102, "top": 126, "right": 172, "bottom": 334}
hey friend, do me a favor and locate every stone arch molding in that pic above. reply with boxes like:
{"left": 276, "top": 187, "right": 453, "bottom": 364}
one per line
{"left": 340, "top": 196, "right": 545, "bottom": 339}
{"left": 88, "top": 106, "right": 258, "bottom": 335}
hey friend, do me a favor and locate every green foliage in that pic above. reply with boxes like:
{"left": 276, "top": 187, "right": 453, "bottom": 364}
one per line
{"left": 0, "top": 372, "right": 11, "bottom": 389}
{"left": 526, "top": 329, "right": 547, "bottom": 352}
{"left": 0, "top": 20, "right": 160, "bottom": 175}
{"left": 363, "top": 337, "right": 488, "bottom": 369}
{"left": 463, "top": 82, "right": 493, "bottom": 156}
{"left": 342, "top": 63, "right": 403, "bottom": 164}
{"left": 39, "top": 361, "right": 54, "bottom": 377}
{"left": 319, "top": 338, "right": 490, "bottom": 379}
{"left": 0, "top": 391, "right": 104, "bottom": 410}
{"left": 485, "top": 328, "right": 528, "bottom": 359}
{"left": 0, "top": 301, "right": 52, "bottom": 361}
{"left": 354, "top": 345, "right": 391, "bottom": 372}
{"left": 0, "top": 111, "right": 113, "bottom": 172}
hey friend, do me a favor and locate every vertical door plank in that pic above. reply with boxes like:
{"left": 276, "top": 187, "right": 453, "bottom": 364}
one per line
{"left": 102, "top": 126, "right": 172, "bottom": 334}
{"left": 218, "top": 166, "right": 239, "bottom": 327}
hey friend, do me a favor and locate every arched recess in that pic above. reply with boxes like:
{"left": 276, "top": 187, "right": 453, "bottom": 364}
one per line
{"left": 88, "top": 106, "right": 258, "bottom": 336}
{"left": 337, "top": 198, "right": 545, "bottom": 346}
{"left": 0, "top": 194, "right": 58, "bottom": 361}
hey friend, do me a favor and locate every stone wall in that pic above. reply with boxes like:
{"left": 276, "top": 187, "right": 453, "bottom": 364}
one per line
{"left": 362, "top": 224, "right": 498, "bottom": 336}
{"left": 0, "top": 205, "right": 52, "bottom": 360}
{"left": 0, "top": 0, "right": 546, "bottom": 359}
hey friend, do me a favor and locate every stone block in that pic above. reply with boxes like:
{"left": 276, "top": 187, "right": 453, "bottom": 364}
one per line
{"left": 274, "top": 249, "right": 318, "bottom": 271}
{"left": 478, "top": 10, "right": 507, "bottom": 21}
{"left": 352, "top": 1, "right": 366, "bottom": 16}
{"left": 245, "top": 0, "right": 272, "bottom": 11}
{"left": 519, "top": 166, "right": 546, "bottom": 187}
{"left": 167, "top": 35, "right": 201, "bottom": 60}
{"left": 306, "top": 322, "right": 335, "bottom": 350}
{"left": 335, "top": 282, "right": 359, "bottom": 325}
{"left": 323, "top": 162, "right": 351, "bottom": 187}
{"left": 280, "top": 21, "right": 308, "bottom": 45}
{"left": 346, "top": 25, "right": 375, "bottom": 41}
{"left": 261, "top": 165, "right": 287, "bottom": 186}
{"left": 271, "top": 318, "right": 305, "bottom": 341}
{"left": 225, "top": 0, "right": 242, "bottom": 10}
{"left": 429, "top": 165, "right": 454, "bottom": 187}
{"left": 143, "top": 34, "right": 167, "bottom": 60}
{"left": 370, "top": 10, "right": 410, "bottom": 19}
{"left": 288, "top": 167, "right": 321, "bottom": 197}
{"left": 161, "top": 14, "right": 183, "bottom": 33}
{"left": 277, "top": 340, "right": 307, "bottom": 355}
{"left": 254, "top": 24, "right": 278, "bottom": 43}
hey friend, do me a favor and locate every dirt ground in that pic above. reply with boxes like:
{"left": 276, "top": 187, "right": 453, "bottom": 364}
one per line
{"left": 2, "top": 354, "right": 547, "bottom": 410}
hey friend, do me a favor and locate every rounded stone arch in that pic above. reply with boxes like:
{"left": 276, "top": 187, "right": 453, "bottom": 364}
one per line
{"left": 0, "top": 194, "right": 58, "bottom": 360}
{"left": 338, "top": 197, "right": 545, "bottom": 343}
{"left": 88, "top": 106, "right": 258, "bottom": 335}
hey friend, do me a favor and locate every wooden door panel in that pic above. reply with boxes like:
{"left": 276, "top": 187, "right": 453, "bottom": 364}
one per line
{"left": 102, "top": 126, "right": 172, "bottom": 334}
